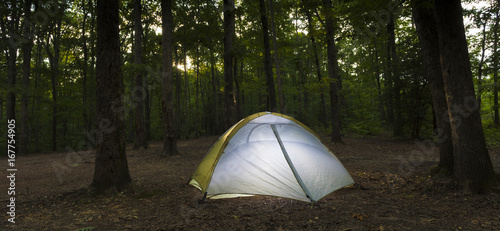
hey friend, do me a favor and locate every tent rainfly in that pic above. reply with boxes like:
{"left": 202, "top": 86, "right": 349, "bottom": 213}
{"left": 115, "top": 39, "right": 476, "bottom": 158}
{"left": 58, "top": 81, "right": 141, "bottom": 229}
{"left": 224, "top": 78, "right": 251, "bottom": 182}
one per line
{"left": 188, "top": 112, "right": 354, "bottom": 203}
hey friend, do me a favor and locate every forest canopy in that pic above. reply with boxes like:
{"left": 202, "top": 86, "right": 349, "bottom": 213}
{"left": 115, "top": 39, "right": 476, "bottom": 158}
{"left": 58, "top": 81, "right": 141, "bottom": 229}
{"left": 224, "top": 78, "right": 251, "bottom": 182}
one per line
{"left": 1, "top": 0, "right": 499, "bottom": 155}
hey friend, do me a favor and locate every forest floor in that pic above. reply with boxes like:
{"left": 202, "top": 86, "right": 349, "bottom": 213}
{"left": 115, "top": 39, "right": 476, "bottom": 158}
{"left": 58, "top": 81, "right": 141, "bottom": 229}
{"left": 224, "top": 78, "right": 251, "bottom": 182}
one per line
{"left": 2, "top": 134, "right": 500, "bottom": 231}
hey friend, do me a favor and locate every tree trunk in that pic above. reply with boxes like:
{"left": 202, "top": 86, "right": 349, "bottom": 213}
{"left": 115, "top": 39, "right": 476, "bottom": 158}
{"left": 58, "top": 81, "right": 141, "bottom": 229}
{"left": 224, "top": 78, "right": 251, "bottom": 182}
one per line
{"left": 82, "top": 0, "right": 90, "bottom": 148}
{"left": 493, "top": 9, "right": 499, "bottom": 127}
{"left": 20, "top": 0, "right": 33, "bottom": 155}
{"left": 234, "top": 56, "right": 242, "bottom": 119}
{"left": 89, "top": 0, "right": 97, "bottom": 144}
{"left": 174, "top": 46, "right": 181, "bottom": 137}
{"left": 259, "top": 0, "right": 277, "bottom": 112}
{"left": 476, "top": 15, "right": 488, "bottom": 108}
{"left": 183, "top": 46, "right": 189, "bottom": 138}
{"left": 304, "top": 3, "right": 327, "bottom": 128}
{"left": 412, "top": 0, "right": 453, "bottom": 174}
{"left": 145, "top": 86, "right": 151, "bottom": 140}
{"left": 4, "top": 0, "right": 21, "bottom": 124}
{"left": 33, "top": 34, "right": 42, "bottom": 152}
{"left": 373, "top": 42, "right": 385, "bottom": 122}
{"left": 90, "top": 0, "right": 132, "bottom": 194}
{"left": 323, "top": 0, "right": 343, "bottom": 143}
{"left": 224, "top": 0, "right": 236, "bottom": 129}
{"left": 210, "top": 50, "right": 219, "bottom": 134}
{"left": 434, "top": 0, "right": 498, "bottom": 193}
{"left": 387, "top": 12, "right": 403, "bottom": 137}
{"left": 195, "top": 45, "right": 200, "bottom": 137}
{"left": 269, "top": 0, "right": 285, "bottom": 114}
{"left": 161, "top": 0, "right": 179, "bottom": 155}
{"left": 133, "top": 0, "right": 148, "bottom": 149}
{"left": 45, "top": 15, "right": 62, "bottom": 151}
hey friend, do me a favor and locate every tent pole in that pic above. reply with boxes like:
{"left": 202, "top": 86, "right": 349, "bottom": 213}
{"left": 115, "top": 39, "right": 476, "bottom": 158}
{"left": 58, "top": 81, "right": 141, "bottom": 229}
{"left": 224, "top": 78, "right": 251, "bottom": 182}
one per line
{"left": 270, "top": 124, "right": 314, "bottom": 203}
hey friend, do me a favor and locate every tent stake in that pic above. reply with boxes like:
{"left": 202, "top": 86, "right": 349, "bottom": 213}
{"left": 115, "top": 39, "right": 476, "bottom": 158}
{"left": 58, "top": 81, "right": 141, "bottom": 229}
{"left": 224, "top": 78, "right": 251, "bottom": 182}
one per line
{"left": 199, "top": 192, "right": 207, "bottom": 204}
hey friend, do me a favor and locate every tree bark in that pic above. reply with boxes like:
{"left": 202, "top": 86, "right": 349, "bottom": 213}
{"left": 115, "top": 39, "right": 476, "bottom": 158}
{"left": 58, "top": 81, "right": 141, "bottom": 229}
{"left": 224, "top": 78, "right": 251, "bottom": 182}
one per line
{"left": 434, "top": 0, "right": 498, "bottom": 193}
{"left": 259, "top": 0, "right": 277, "bottom": 112}
{"left": 323, "top": 0, "right": 343, "bottom": 143}
{"left": 133, "top": 0, "right": 148, "bottom": 149}
{"left": 90, "top": 0, "right": 132, "bottom": 194}
{"left": 412, "top": 0, "right": 453, "bottom": 174}
{"left": 20, "top": 0, "right": 33, "bottom": 155}
{"left": 224, "top": 0, "right": 236, "bottom": 129}
{"left": 161, "top": 0, "right": 179, "bottom": 155}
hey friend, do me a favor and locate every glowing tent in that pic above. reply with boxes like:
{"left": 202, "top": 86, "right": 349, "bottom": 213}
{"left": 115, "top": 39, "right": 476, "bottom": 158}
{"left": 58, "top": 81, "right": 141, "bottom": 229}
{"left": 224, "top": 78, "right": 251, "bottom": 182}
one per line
{"left": 188, "top": 112, "right": 354, "bottom": 203}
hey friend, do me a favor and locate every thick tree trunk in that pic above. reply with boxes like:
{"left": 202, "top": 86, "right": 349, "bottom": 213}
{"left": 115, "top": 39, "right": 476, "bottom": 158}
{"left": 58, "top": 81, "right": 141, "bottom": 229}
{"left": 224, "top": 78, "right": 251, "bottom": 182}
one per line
{"left": 323, "top": 0, "right": 343, "bottom": 143}
{"left": 259, "top": 0, "right": 277, "bottom": 112}
{"left": 434, "top": 0, "right": 498, "bottom": 193}
{"left": 412, "top": 0, "right": 453, "bottom": 174}
{"left": 133, "top": 0, "right": 148, "bottom": 149}
{"left": 161, "top": 0, "right": 179, "bottom": 155}
{"left": 268, "top": 0, "right": 285, "bottom": 114}
{"left": 90, "top": 0, "right": 132, "bottom": 194}
{"left": 20, "top": 0, "right": 33, "bottom": 155}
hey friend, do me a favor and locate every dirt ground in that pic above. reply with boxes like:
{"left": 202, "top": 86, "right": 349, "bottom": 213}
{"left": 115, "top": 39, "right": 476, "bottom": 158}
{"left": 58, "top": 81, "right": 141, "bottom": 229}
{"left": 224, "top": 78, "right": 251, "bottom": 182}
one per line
{"left": 2, "top": 134, "right": 500, "bottom": 231}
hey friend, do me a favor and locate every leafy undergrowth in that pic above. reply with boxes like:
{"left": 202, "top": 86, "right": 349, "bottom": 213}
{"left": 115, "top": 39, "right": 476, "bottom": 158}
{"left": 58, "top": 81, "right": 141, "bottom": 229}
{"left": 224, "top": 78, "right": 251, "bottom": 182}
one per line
{"left": 2, "top": 135, "right": 500, "bottom": 230}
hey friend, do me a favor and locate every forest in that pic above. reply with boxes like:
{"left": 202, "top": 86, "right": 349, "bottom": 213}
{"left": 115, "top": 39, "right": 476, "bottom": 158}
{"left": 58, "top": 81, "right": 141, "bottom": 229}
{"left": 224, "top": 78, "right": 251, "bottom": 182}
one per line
{"left": 2, "top": 0, "right": 498, "bottom": 152}
{"left": 1, "top": 0, "right": 500, "bottom": 230}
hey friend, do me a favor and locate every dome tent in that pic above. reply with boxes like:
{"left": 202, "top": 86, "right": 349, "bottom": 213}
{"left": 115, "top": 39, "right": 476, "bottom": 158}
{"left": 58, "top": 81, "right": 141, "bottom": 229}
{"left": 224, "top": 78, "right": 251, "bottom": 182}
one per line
{"left": 188, "top": 112, "right": 354, "bottom": 203}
